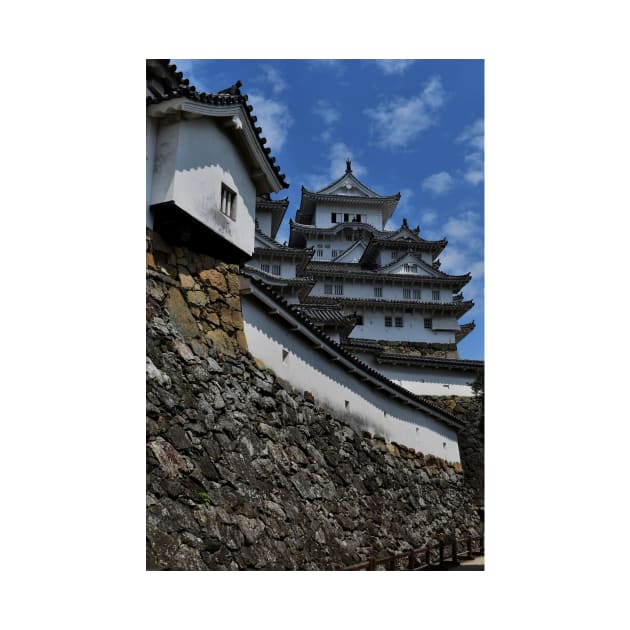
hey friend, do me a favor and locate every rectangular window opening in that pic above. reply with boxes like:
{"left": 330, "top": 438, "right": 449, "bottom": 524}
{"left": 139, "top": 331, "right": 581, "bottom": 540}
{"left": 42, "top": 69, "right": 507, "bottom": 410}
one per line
{"left": 385, "top": 316, "right": 392, "bottom": 327}
{"left": 324, "top": 284, "right": 333, "bottom": 295}
{"left": 260, "top": 263, "right": 270, "bottom": 273}
{"left": 374, "top": 287, "right": 383, "bottom": 298}
{"left": 395, "top": 317, "right": 404, "bottom": 327}
{"left": 272, "top": 264, "right": 281, "bottom": 276}
{"left": 432, "top": 290, "right": 440, "bottom": 301}
{"left": 424, "top": 318, "right": 432, "bottom": 329}
{"left": 220, "top": 184, "right": 237, "bottom": 220}
{"left": 334, "top": 284, "right": 343, "bottom": 295}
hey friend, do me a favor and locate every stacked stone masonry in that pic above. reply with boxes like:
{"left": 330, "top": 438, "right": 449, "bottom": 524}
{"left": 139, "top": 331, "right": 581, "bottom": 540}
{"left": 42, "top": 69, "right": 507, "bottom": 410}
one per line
{"left": 146, "top": 230, "right": 483, "bottom": 570}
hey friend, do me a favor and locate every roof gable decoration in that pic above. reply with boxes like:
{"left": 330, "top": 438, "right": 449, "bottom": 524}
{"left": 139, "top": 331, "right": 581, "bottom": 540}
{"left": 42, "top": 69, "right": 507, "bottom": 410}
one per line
{"left": 379, "top": 252, "right": 441, "bottom": 277}
{"left": 386, "top": 218, "right": 424, "bottom": 242}
{"left": 332, "top": 239, "right": 368, "bottom": 263}
{"left": 313, "top": 161, "right": 388, "bottom": 198}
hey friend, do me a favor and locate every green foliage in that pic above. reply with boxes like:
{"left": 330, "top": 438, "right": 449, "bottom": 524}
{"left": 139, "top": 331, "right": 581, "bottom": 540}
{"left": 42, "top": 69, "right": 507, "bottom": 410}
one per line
{"left": 469, "top": 368, "right": 484, "bottom": 398}
{"left": 198, "top": 491, "right": 210, "bottom": 506}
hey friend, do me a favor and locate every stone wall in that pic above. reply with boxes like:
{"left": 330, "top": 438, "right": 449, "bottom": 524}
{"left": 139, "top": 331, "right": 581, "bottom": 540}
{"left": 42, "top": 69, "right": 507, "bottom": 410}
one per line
{"left": 146, "top": 230, "right": 482, "bottom": 570}
{"left": 423, "top": 396, "right": 484, "bottom": 507}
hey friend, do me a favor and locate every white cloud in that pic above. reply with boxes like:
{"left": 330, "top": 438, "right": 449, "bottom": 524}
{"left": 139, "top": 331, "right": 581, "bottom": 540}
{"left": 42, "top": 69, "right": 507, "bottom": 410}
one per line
{"left": 435, "top": 208, "right": 484, "bottom": 306}
{"left": 313, "top": 99, "right": 340, "bottom": 125}
{"left": 422, "top": 171, "right": 454, "bottom": 196}
{"left": 328, "top": 142, "right": 367, "bottom": 179}
{"left": 373, "top": 60, "right": 415, "bottom": 75}
{"left": 259, "top": 64, "right": 288, "bottom": 96}
{"left": 456, "top": 118, "right": 484, "bottom": 185}
{"left": 364, "top": 76, "right": 445, "bottom": 148}
{"left": 443, "top": 210, "right": 482, "bottom": 241}
{"left": 303, "top": 142, "right": 367, "bottom": 191}
{"left": 247, "top": 92, "right": 293, "bottom": 153}
{"left": 420, "top": 209, "right": 438, "bottom": 225}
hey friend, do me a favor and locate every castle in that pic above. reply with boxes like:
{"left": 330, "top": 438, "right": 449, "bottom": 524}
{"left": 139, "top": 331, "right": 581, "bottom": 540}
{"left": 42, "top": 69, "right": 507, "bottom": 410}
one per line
{"left": 146, "top": 60, "right": 484, "bottom": 462}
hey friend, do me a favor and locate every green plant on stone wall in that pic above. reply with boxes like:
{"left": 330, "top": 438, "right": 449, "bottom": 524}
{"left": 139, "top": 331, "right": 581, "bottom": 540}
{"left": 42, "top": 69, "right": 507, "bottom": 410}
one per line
{"left": 469, "top": 368, "right": 484, "bottom": 398}
{"left": 198, "top": 491, "right": 210, "bottom": 506}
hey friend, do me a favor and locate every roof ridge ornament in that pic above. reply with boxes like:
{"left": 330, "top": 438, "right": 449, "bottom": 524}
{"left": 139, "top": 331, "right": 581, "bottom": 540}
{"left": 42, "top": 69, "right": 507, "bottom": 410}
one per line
{"left": 345, "top": 158, "right": 352, "bottom": 174}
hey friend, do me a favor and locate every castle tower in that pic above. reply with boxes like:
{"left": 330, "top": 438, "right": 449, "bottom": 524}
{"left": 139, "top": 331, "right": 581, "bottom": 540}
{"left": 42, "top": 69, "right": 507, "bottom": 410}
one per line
{"left": 287, "top": 162, "right": 476, "bottom": 357}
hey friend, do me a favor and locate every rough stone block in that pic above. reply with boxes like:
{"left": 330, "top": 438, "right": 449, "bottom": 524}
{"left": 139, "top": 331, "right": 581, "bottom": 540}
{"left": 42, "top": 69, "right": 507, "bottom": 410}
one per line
{"left": 178, "top": 271, "right": 195, "bottom": 289}
{"left": 199, "top": 269, "right": 227, "bottom": 293}
{"left": 166, "top": 287, "right": 200, "bottom": 338}
{"left": 186, "top": 291, "right": 207, "bottom": 307}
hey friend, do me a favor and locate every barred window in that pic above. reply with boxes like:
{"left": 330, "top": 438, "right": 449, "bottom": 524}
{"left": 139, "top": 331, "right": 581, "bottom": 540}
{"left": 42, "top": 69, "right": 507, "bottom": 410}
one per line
{"left": 424, "top": 318, "right": 432, "bottom": 329}
{"left": 403, "top": 288, "right": 411, "bottom": 299}
{"left": 432, "top": 290, "right": 440, "bottom": 301}
{"left": 260, "top": 263, "right": 270, "bottom": 273}
{"left": 374, "top": 287, "right": 383, "bottom": 297}
{"left": 395, "top": 317, "right": 403, "bottom": 327}
{"left": 220, "top": 184, "right": 236, "bottom": 219}
{"left": 391, "top": 251, "right": 397, "bottom": 260}
{"left": 413, "top": 289, "right": 422, "bottom": 299}
{"left": 331, "top": 250, "right": 340, "bottom": 258}
{"left": 316, "top": 250, "right": 323, "bottom": 257}
{"left": 385, "top": 316, "right": 392, "bottom": 327}
{"left": 324, "top": 284, "right": 333, "bottom": 295}
{"left": 334, "top": 284, "right": 343, "bottom": 295}
{"left": 272, "top": 264, "right": 281, "bottom": 276}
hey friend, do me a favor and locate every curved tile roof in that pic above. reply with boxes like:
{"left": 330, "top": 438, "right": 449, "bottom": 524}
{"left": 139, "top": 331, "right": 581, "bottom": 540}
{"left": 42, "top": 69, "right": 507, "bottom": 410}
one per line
{"left": 146, "top": 59, "right": 288, "bottom": 189}
{"left": 241, "top": 270, "right": 465, "bottom": 429}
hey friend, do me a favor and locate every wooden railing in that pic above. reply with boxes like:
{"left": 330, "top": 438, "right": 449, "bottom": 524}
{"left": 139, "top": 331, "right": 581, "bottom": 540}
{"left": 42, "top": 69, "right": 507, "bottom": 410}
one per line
{"left": 335, "top": 535, "right": 483, "bottom": 570}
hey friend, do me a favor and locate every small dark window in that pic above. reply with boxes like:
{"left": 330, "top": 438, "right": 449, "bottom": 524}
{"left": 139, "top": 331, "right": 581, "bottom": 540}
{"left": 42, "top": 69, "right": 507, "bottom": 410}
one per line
{"left": 395, "top": 317, "right": 403, "bottom": 327}
{"left": 356, "top": 315, "right": 364, "bottom": 325}
{"left": 272, "top": 264, "right": 281, "bottom": 276}
{"left": 331, "top": 212, "right": 337, "bottom": 223}
{"left": 424, "top": 318, "right": 432, "bottom": 329}
{"left": 385, "top": 316, "right": 392, "bottom": 327}
{"left": 220, "top": 184, "right": 236, "bottom": 219}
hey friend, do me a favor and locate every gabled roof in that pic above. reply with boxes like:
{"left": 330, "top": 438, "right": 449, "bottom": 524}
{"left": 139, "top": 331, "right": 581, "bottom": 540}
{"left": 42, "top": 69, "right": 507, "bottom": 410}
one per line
{"left": 241, "top": 271, "right": 466, "bottom": 430}
{"left": 146, "top": 59, "right": 288, "bottom": 192}
{"left": 256, "top": 194, "right": 289, "bottom": 240}
{"left": 332, "top": 239, "right": 368, "bottom": 263}
{"left": 296, "top": 162, "right": 400, "bottom": 225}
{"left": 314, "top": 161, "right": 389, "bottom": 198}
{"left": 377, "top": 252, "right": 469, "bottom": 283}
{"left": 359, "top": 227, "right": 447, "bottom": 267}
{"left": 254, "top": 226, "right": 312, "bottom": 259}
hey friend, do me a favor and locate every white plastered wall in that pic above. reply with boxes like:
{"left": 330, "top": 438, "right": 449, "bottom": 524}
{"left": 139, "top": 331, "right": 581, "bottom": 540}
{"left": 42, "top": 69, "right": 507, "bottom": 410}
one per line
{"left": 241, "top": 295, "right": 461, "bottom": 462}
{"left": 149, "top": 117, "right": 256, "bottom": 256}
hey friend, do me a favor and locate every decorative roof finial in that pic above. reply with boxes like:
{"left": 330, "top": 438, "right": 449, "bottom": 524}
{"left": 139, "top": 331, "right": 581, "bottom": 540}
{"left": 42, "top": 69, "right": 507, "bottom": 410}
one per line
{"left": 402, "top": 217, "right": 409, "bottom": 228}
{"left": 345, "top": 158, "right": 352, "bottom": 174}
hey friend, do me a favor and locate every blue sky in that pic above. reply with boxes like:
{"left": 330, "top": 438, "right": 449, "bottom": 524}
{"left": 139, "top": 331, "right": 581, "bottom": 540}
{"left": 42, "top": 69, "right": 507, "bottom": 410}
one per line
{"left": 173, "top": 59, "right": 484, "bottom": 360}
